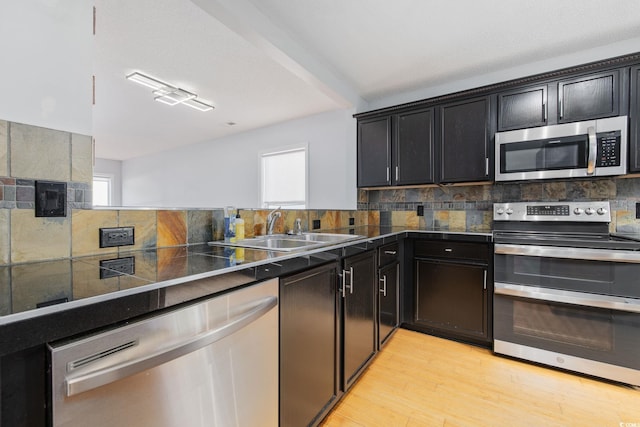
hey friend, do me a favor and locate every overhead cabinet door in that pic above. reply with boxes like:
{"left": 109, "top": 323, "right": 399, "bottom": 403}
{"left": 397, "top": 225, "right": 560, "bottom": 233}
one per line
{"left": 394, "top": 108, "right": 435, "bottom": 185}
{"left": 498, "top": 85, "right": 547, "bottom": 131}
{"left": 357, "top": 117, "right": 391, "bottom": 187}
{"left": 630, "top": 65, "right": 640, "bottom": 173}
{"left": 440, "top": 97, "right": 491, "bottom": 183}
{"left": 558, "top": 70, "right": 619, "bottom": 123}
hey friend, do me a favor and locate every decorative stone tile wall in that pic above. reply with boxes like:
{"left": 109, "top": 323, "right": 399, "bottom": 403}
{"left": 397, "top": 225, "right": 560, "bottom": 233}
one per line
{"left": 359, "top": 176, "right": 640, "bottom": 233}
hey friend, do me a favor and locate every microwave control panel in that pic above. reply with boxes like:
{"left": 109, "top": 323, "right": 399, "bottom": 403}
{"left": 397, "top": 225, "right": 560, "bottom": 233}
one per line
{"left": 596, "top": 131, "right": 621, "bottom": 167}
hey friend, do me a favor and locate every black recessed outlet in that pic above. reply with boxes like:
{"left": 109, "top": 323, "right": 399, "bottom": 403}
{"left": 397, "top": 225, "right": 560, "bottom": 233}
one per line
{"left": 636, "top": 202, "right": 640, "bottom": 219}
{"left": 349, "top": 217, "right": 355, "bottom": 226}
{"left": 99, "top": 227, "right": 135, "bottom": 248}
{"left": 100, "top": 257, "right": 135, "bottom": 279}
{"left": 417, "top": 205, "right": 424, "bottom": 217}
{"left": 35, "top": 180, "right": 66, "bottom": 217}
{"left": 312, "top": 219, "right": 321, "bottom": 230}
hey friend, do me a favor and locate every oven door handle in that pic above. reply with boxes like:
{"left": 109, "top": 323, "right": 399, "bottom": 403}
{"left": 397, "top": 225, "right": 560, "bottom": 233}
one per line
{"left": 495, "top": 244, "right": 640, "bottom": 263}
{"left": 495, "top": 282, "right": 640, "bottom": 313}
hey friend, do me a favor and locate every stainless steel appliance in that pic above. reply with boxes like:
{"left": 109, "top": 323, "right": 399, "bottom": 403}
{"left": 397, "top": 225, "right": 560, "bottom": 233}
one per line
{"left": 495, "top": 116, "right": 627, "bottom": 181}
{"left": 493, "top": 202, "right": 640, "bottom": 387}
{"left": 49, "top": 279, "right": 279, "bottom": 427}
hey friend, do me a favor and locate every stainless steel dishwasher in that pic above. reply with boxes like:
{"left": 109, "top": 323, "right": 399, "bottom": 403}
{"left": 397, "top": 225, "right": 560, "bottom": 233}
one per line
{"left": 49, "top": 279, "right": 278, "bottom": 427}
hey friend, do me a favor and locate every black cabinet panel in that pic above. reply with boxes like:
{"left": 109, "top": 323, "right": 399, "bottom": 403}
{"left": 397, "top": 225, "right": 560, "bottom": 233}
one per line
{"left": 280, "top": 263, "right": 339, "bottom": 427}
{"left": 498, "top": 85, "right": 547, "bottom": 130}
{"left": 378, "top": 262, "right": 399, "bottom": 347}
{"left": 440, "top": 97, "right": 490, "bottom": 183}
{"left": 415, "top": 260, "right": 487, "bottom": 339}
{"left": 630, "top": 65, "right": 640, "bottom": 173}
{"left": 342, "top": 251, "right": 376, "bottom": 390}
{"left": 357, "top": 117, "right": 391, "bottom": 187}
{"left": 558, "top": 70, "right": 619, "bottom": 122}
{"left": 394, "top": 108, "right": 435, "bottom": 185}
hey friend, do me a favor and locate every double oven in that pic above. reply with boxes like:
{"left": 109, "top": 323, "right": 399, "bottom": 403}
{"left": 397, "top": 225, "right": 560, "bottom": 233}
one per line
{"left": 493, "top": 201, "right": 640, "bottom": 387}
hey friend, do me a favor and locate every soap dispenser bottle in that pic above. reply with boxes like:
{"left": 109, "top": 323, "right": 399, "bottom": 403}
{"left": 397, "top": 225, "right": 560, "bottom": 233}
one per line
{"left": 234, "top": 211, "right": 245, "bottom": 263}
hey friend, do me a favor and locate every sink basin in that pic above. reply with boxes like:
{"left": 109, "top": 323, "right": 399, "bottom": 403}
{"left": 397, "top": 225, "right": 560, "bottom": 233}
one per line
{"left": 209, "top": 232, "right": 362, "bottom": 252}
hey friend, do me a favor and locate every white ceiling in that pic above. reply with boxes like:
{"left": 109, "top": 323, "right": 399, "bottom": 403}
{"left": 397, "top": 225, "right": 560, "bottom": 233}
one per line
{"left": 94, "top": 0, "right": 640, "bottom": 160}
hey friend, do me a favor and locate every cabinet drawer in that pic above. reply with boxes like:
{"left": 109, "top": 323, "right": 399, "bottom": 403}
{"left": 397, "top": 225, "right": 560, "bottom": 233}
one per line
{"left": 414, "top": 240, "right": 488, "bottom": 262}
{"left": 378, "top": 242, "right": 399, "bottom": 267}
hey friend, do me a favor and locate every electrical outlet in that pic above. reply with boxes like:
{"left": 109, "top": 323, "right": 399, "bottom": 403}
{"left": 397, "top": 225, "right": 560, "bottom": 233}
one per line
{"left": 100, "top": 257, "right": 135, "bottom": 279}
{"left": 349, "top": 217, "right": 355, "bottom": 226}
{"left": 99, "top": 227, "right": 135, "bottom": 248}
{"left": 417, "top": 205, "right": 424, "bottom": 217}
{"left": 312, "top": 219, "right": 321, "bottom": 230}
{"left": 637, "top": 202, "right": 640, "bottom": 219}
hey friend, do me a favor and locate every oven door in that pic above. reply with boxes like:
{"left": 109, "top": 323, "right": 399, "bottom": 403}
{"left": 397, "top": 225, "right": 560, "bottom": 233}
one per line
{"left": 494, "top": 244, "right": 640, "bottom": 386}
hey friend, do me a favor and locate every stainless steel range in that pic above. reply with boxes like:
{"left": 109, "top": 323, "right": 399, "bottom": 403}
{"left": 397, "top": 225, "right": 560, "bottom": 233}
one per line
{"left": 493, "top": 201, "right": 640, "bottom": 387}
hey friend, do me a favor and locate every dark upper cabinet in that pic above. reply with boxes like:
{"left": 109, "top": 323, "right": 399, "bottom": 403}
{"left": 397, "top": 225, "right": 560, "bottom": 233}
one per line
{"left": 498, "top": 85, "right": 547, "bottom": 131}
{"left": 357, "top": 116, "right": 392, "bottom": 187}
{"left": 439, "top": 97, "right": 491, "bottom": 183}
{"left": 394, "top": 108, "right": 435, "bottom": 185}
{"left": 630, "top": 65, "right": 640, "bottom": 173}
{"left": 558, "top": 70, "right": 619, "bottom": 123}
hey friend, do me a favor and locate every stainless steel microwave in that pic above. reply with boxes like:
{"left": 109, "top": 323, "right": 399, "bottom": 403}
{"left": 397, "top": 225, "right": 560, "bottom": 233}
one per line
{"left": 495, "top": 116, "right": 628, "bottom": 182}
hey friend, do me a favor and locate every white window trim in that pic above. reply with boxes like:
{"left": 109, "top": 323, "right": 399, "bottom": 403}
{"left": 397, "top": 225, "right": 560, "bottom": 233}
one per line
{"left": 260, "top": 143, "right": 309, "bottom": 209}
{"left": 93, "top": 173, "right": 114, "bottom": 206}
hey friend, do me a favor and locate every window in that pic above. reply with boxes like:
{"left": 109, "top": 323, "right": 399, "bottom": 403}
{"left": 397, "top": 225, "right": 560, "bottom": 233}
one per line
{"left": 261, "top": 145, "right": 307, "bottom": 209}
{"left": 93, "top": 174, "right": 113, "bottom": 206}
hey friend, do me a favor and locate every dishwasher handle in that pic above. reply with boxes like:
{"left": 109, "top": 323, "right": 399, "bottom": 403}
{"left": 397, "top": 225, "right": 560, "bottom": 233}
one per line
{"left": 65, "top": 295, "right": 277, "bottom": 397}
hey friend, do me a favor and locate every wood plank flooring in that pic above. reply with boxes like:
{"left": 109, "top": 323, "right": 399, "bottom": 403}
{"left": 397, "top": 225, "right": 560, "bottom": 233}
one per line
{"left": 320, "top": 329, "right": 640, "bottom": 427}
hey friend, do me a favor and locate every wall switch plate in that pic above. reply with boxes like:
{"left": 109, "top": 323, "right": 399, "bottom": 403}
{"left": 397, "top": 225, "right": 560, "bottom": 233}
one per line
{"left": 100, "top": 257, "right": 135, "bottom": 279}
{"left": 99, "top": 227, "right": 135, "bottom": 248}
{"left": 417, "top": 205, "right": 424, "bottom": 217}
{"left": 312, "top": 219, "right": 321, "bottom": 230}
{"left": 349, "top": 217, "right": 355, "bottom": 226}
{"left": 35, "top": 180, "right": 66, "bottom": 217}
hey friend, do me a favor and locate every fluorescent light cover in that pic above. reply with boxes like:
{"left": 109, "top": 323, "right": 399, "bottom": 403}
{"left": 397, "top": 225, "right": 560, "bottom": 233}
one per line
{"left": 183, "top": 98, "right": 214, "bottom": 111}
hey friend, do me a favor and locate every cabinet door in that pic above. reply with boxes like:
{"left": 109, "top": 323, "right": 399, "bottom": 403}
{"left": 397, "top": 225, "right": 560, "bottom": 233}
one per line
{"left": 415, "top": 259, "right": 488, "bottom": 341}
{"left": 378, "top": 262, "right": 399, "bottom": 348}
{"left": 630, "top": 65, "right": 640, "bottom": 173}
{"left": 498, "top": 85, "right": 547, "bottom": 131}
{"left": 357, "top": 117, "right": 392, "bottom": 187}
{"left": 342, "top": 251, "right": 376, "bottom": 390}
{"left": 558, "top": 70, "right": 619, "bottom": 122}
{"left": 280, "top": 263, "right": 339, "bottom": 427}
{"left": 440, "top": 97, "right": 491, "bottom": 183}
{"left": 394, "top": 108, "right": 435, "bottom": 185}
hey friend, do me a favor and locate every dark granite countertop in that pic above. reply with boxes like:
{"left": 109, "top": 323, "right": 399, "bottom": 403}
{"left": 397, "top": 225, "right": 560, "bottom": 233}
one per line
{"left": 0, "top": 226, "right": 492, "bottom": 355}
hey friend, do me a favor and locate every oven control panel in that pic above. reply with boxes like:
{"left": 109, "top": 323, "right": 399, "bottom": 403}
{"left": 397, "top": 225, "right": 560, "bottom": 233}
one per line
{"left": 494, "top": 201, "right": 611, "bottom": 222}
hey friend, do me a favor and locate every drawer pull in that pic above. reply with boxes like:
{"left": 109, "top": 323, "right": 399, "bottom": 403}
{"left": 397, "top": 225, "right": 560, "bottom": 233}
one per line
{"left": 444, "top": 248, "right": 453, "bottom": 252}
{"left": 384, "top": 250, "right": 397, "bottom": 255}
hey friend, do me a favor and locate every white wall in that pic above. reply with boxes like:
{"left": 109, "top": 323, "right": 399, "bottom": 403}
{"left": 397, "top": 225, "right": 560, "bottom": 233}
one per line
{"left": 122, "top": 108, "right": 357, "bottom": 209}
{"left": 0, "top": 1, "right": 92, "bottom": 135}
{"left": 94, "top": 158, "right": 123, "bottom": 206}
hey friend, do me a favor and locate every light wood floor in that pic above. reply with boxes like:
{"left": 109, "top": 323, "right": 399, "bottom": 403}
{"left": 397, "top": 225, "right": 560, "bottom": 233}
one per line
{"left": 320, "top": 329, "right": 640, "bottom": 427}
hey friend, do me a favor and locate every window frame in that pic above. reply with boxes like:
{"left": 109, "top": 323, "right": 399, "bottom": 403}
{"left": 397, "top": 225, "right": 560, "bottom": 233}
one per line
{"left": 92, "top": 173, "right": 114, "bottom": 206}
{"left": 260, "top": 143, "right": 309, "bottom": 209}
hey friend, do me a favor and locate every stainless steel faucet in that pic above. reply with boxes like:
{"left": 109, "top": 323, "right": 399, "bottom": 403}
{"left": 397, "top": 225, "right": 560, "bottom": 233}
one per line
{"left": 292, "top": 218, "right": 302, "bottom": 235}
{"left": 266, "top": 207, "right": 281, "bottom": 235}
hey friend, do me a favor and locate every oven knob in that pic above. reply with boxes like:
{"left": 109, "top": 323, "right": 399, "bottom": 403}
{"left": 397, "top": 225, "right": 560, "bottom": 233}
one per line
{"left": 496, "top": 208, "right": 505, "bottom": 215}
{"left": 597, "top": 207, "right": 608, "bottom": 215}
{"left": 573, "top": 208, "right": 583, "bottom": 215}
{"left": 585, "top": 207, "right": 595, "bottom": 215}
{"left": 505, "top": 208, "right": 513, "bottom": 215}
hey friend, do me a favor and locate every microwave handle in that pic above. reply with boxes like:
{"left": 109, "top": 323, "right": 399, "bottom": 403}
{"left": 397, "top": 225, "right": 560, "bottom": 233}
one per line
{"left": 587, "top": 126, "right": 597, "bottom": 175}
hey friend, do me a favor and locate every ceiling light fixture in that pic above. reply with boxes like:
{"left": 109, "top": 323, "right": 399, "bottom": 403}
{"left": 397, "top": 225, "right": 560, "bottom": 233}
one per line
{"left": 126, "top": 71, "right": 214, "bottom": 112}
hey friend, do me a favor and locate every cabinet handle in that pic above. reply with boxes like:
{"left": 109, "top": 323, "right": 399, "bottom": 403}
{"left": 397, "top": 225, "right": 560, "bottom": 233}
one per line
{"left": 395, "top": 166, "right": 399, "bottom": 181}
{"left": 559, "top": 95, "right": 564, "bottom": 119}
{"left": 542, "top": 103, "right": 547, "bottom": 121}
{"left": 379, "top": 276, "right": 387, "bottom": 297}
{"left": 384, "top": 250, "right": 397, "bottom": 255}
{"left": 483, "top": 270, "right": 487, "bottom": 290}
{"left": 444, "top": 248, "right": 453, "bottom": 252}
{"left": 485, "top": 158, "right": 489, "bottom": 176}
{"left": 341, "top": 270, "right": 347, "bottom": 298}
{"left": 386, "top": 167, "right": 390, "bottom": 183}
{"left": 349, "top": 267, "right": 354, "bottom": 294}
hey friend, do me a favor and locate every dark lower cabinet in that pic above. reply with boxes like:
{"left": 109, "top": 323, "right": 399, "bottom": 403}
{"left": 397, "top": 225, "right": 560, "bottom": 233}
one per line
{"left": 378, "top": 261, "right": 399, "bottom": 347}
{"left": 280, "top": 263, "right": 339, "bottom": 427}
{"left": 342, "top": 250, "right": 376, "bottom": 390}
{"left": 410, "top": 239, "right": 492, "bottom": 346}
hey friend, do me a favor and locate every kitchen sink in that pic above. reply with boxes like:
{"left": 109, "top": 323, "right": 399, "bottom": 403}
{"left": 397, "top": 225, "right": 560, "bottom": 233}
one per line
{"left": 209, "top": 232, "right": 363, "bottom": 252}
